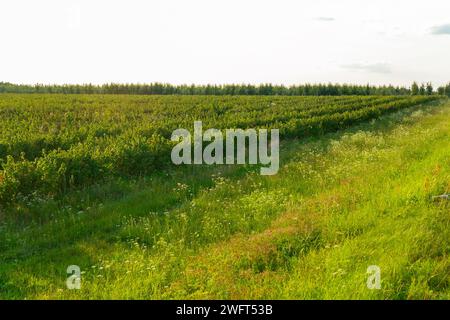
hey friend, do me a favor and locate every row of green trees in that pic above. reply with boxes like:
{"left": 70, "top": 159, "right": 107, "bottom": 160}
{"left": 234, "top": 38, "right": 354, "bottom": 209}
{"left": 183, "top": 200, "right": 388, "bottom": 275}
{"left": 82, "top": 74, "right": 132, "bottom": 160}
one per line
{"left": 410, "top": 82, "right": 450, "bottom": 97}
{"left": 411, "top": 82, "right": 433, "bottom": 96}
{"left": 0, "top": 82, "right": 414, "bottom": 96}
{"left": 1, "top": 81, "right": 448, "bottom": 96}
{"left": 437, "top": 83, "right": 450, "bottom": 97}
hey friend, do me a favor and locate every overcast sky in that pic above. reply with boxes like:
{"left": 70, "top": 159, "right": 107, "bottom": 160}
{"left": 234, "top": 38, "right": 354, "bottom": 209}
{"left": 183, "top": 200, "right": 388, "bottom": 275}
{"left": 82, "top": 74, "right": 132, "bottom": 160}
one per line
{"left": 1, "top": 0, "right": 449, "bottom": 87}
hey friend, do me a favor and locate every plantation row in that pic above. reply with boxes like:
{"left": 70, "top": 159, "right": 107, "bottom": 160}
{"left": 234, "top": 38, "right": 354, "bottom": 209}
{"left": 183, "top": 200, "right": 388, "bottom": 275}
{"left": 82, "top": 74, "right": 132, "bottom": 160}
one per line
{"left": 0, "top": 94, "right": 442, "bottom": 204}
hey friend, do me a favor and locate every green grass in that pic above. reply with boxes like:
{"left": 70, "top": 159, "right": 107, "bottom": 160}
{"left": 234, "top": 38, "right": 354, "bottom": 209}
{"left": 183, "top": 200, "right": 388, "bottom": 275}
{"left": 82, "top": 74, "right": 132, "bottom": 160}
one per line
{"left": 0, "top": 100, "right": 449, "bottom": 299}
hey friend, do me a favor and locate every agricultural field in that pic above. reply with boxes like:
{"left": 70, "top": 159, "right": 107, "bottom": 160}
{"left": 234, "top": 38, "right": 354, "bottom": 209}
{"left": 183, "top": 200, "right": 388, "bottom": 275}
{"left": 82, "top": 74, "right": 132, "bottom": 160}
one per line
{"left": 0, "top": 94, "right": 449, "bottom": 299}
{"left": 0, "top": 94, "right": 440, "bottom": 205}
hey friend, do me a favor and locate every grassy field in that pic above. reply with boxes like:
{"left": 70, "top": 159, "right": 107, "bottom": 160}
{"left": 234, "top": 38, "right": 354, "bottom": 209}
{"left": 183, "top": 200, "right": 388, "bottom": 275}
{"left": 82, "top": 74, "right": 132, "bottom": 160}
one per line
{"left": 0, "top": 96, "right": 449, "bottom": 299}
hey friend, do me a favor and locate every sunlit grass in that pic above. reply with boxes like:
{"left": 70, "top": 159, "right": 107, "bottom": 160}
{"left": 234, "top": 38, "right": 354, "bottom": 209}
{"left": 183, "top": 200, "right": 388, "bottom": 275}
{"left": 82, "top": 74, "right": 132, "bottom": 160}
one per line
{"left": 0, "top": 100, "right": 449, "bottom": 299}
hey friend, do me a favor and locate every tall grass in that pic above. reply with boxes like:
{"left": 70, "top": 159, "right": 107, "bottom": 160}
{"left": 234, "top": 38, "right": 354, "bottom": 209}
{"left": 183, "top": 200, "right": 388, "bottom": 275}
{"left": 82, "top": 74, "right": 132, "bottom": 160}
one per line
{"left": 0, "top": 100, "right": 449, "bottom": 299}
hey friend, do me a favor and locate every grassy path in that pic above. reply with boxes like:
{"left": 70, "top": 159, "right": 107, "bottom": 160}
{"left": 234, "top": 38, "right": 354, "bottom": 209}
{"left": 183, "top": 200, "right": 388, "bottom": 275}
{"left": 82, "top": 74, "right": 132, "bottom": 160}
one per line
{"left": 1, "top": 101, "right": 449, "bottom": 299}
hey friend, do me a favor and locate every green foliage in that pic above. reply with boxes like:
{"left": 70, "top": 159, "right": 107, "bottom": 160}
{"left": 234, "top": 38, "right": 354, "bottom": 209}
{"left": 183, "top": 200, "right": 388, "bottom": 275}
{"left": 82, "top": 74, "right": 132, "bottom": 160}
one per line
{"left": 426, "top": 82, "right": 434, "bottom": 95}
{"left": 0, "top": 94, "right": 442, "bottom": 205}
{"left": 437, "top": 83, "right": 450, "bottom": 97}
{"left": 0, "top": 81, "right": 415, "bottom": 96}
{"left": 411, "top": 82, "right": 419, "bottom": 95}
{"left": 419, "top": 84, "right": 426, "bottom": 95}
{"left": 1, "top": 100, "right": 449, "bottom": 299}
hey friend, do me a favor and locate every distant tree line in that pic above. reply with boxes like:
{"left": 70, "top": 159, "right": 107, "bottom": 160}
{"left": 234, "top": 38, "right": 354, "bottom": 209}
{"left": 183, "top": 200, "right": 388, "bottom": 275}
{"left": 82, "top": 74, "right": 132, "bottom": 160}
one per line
{"left": 437, "top": 83, "right": 450, "bottom": 97}
{"left": 0, "top": 81, "right": 447, "bottom": 96}
{"left": 411, "top": 82, "right": 433, "bottom": 96}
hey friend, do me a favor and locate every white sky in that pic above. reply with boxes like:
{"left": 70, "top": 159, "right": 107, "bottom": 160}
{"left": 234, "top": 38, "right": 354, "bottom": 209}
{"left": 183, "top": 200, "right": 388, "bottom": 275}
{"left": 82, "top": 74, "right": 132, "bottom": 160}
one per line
{"left": 1, "top": 0, "right": 449, "bottom": 87}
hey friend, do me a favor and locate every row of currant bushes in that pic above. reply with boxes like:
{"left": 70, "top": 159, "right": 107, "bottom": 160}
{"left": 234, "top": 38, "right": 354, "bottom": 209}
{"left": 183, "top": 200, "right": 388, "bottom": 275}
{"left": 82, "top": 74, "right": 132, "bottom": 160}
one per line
{"left": 0, "top": 134, "right": 171, "bottom": 204}
{"left": 281, "top": 95, "right": 440, "bottom": 137}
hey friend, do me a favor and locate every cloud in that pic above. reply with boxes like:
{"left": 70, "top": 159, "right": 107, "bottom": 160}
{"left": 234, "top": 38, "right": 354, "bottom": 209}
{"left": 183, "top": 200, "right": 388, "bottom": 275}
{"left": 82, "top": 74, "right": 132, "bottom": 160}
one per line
{"left": 430, "top": 24, "right": 450, "bottom": 35}
{"left": 341, "top": 63, "right": 392, "bottom": 74}
{"left": 316, "top": 17, "right": 335, "bottom": 22}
